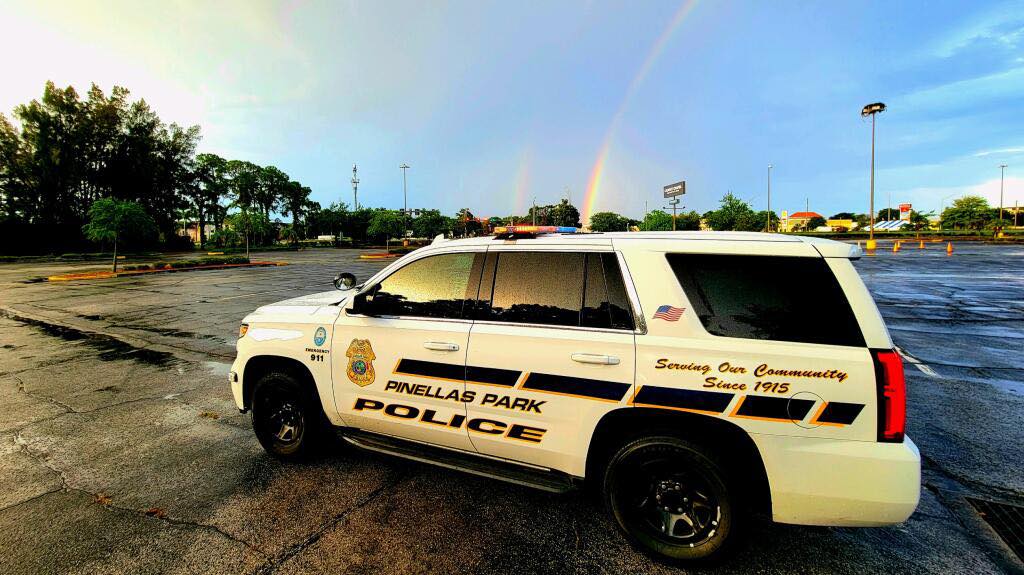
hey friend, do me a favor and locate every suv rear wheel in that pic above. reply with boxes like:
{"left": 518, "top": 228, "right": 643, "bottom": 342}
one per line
{"left": 603, "top": 436, "right": 736, "bottom": 562}
{"left": 251, "top": 371, "right": 322, "bottom": 460}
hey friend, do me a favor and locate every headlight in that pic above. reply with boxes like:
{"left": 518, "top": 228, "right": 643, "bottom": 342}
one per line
{"left": 238, "top": 323, "right": 249, "bottom": 338}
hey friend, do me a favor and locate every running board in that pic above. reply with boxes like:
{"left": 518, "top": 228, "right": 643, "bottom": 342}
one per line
{"left": 341, "top": 430, "right": 576, "bottom": 493}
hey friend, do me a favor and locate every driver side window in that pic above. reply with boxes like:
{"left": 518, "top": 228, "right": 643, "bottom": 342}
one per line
{"left": 366, "top": 252, "right": 479, "bottom": 319}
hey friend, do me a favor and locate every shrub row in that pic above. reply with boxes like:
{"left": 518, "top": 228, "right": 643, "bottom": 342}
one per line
{"left": 121, "top": 256, "right": 250, "bottom": 271}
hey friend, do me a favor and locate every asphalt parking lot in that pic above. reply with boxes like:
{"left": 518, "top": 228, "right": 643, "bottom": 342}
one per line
{"left": 0, "top": 243, "right": 1021, "bottom": 574}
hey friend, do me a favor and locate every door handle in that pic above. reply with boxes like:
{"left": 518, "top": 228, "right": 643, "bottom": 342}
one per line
{"left": 571, "top": 353, "right": 620, "bottom": 365}
{"left": 423, "top": 341, "right": 460, "bottom": 352}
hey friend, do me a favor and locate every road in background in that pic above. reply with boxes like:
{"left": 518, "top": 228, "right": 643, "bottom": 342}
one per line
{"left": 0, "top": 245, "right": 1021, "bottom": 574}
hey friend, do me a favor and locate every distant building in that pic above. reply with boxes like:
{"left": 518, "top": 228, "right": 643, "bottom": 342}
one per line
{"left": 177, "top": 223, "right": 217, "bottom": 243}
{"left": 826, "top": 218, "right": 856, "bottom": 232}
{"left": 782, "top": 211, "right": 823, "bottom": 232}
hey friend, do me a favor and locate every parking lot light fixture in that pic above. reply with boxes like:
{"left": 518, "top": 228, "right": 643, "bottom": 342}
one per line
{"left": 999, "top": 164, "right": 1007, "bottom": 224}
{"left": 400, "top": 163, "right": 410, "bottom": 234}
{"left": 862, "top": 102, "right": 886, "bottom": 247}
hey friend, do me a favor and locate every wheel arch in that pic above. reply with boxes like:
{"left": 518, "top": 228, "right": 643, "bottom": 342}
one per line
{"left": 242, "top": 355, "right": 321, "bottom": 411}
{"left": 586, "top": 407, "right": 772, "bottom": 516}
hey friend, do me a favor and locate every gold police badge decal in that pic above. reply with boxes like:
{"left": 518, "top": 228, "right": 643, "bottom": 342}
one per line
{"left": 345, "top": 339, "right": 376, "bottom": 386}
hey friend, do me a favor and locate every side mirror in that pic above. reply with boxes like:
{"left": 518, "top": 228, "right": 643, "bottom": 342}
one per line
{"left": 334, "top": 272, "right": 357, "bottom": 291}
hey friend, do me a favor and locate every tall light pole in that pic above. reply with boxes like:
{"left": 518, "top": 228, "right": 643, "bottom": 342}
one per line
{"left": 351, "top": 164, "right": 359, "bottom": 209}
{"left": 861, "top": 102, "right": 886, "bottom": 246}
{"left": 766, "top": 164, "right": 773, "bottom": 232}
{"left": 400, "top": 163, "right": 410, "bottom": 233}
{"left": 999, "top": 164, "right": 1007, "bottom": 224}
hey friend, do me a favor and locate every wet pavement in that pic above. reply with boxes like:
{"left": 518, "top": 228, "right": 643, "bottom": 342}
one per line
{"left": 0, "top": 243, "right": 1021, "bottom": 574}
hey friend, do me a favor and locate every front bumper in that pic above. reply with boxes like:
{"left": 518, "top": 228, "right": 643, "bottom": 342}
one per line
{"left": 751, "top": 434, "right": 921, "bottom": 526}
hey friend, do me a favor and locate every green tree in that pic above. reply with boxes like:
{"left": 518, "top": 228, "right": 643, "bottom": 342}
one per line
{"left": 280, "top": 180, "right": 311, "bottom": 243}
{"left": 412, "top": 209, "right": 452, "bottom": 238}
{"left": 703, "top": 193, "right": 756, "bottom": 231}
{"left": 548, "top": 199, "right": 581, "bottom": 227}
{"left": 186, "top": 153, "right": 229, "bottom": 247}
{"left": 941, "top": 196, "right": 991, "bottom": 230}
{"left": 641, "top": 210, "right": 674, "bottom": 231}
{"left": 81, "top": 198, "right": 156, "bottom": 272}
{"left": 226, "top": 210, "right": 272, "bottom": 259}
{"left": 909, "top": 210, "right": 933, "bottom": 231}
{"left": 257, "top": 165, "right": 288, "bottom": 219}
{"left": 227, "top": 160, "right": 261, "bottom": 211}
{"left": 367, "top": 210, "right": 406, "bottom": 242}
{"left": 805, "top": 216, "right": 827, "bottom": 230}
{"left": 877, "top": 208, "right": 900, "bottom": 221}
{"left": 456, "top": 208, "right": 482, "bottom": 237}
{"left": 589, "top": 211, "right": 629, "bottom": 232}
{"left": 675, "top": 210, "right": 703, "bottom": 231}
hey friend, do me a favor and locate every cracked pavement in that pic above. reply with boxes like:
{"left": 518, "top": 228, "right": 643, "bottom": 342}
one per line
{"left": 0, "top": 245, "right": 1021, "bottom": 574}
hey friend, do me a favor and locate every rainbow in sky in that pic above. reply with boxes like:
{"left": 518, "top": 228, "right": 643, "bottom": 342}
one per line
{"left": 581, "top": 0, "right": 700, "bottom": 224}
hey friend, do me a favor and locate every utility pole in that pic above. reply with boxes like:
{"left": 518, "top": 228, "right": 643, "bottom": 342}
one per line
{"left": 400, "top": 163, "right": 410, "bottom": 234}
{"left": 887, "top": 191, "right": 891, "bottom": 221}
{"left": 805, "top": 197, "right": 809, "bottom": 213}
{"left": 351, "top": 164, "right": 360, "bottom": 209}
{"left": 861, "top": 102, "right": 886, "bottom": 246}
{"left": 532, "top": 197, "right": 537, "bottom": 225}
{"left": 766, "top": 164, "right": 773, "bottom": 232}
{"left": 999, "top": 164, "right": 1007, "bottom": 223}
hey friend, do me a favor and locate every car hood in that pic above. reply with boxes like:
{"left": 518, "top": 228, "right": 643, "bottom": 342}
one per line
{"left": 266, "top": 289, "right": 347, "bottom": 307}
{"left": 246, "top": 290, "right": 349, "bottom": 320}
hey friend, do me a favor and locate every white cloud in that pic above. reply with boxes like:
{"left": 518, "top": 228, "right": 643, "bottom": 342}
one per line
{"left": 974, "top": 146, "right": 1024, "bottom": 157}
{"left": 926, "top": 4, "right": 1024, "bottom": 59}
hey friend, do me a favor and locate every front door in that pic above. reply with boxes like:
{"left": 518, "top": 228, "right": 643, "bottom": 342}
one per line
{"left": 333, "top": 250, "right": 484, "bottom": 451}
{"left": 464, "top": 249, "right": 637, "bottom": 476}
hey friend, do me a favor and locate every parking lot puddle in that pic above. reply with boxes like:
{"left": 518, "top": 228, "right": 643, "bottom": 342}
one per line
{"left": 0, "top": 309, "right": 178, "bottom": 368}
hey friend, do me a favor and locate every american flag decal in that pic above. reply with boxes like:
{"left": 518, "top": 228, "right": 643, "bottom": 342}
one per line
{"left": 652, "top": 305, "right": 685, "bottom": 321}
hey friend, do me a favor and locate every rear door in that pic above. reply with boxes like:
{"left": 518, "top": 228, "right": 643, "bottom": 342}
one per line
{"left": 332, "top": 249, "right": 484, "bottom": 451}
{"left": 463, "top": 248, "right": 636, "bottom": 476}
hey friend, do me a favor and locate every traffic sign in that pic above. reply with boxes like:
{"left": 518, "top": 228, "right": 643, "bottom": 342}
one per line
{"left": 663, "top": 181, "right": 685, "bottom": 198}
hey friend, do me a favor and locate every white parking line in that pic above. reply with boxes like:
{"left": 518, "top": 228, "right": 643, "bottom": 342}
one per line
{"left": 896, "top": 346, "right": 939, "bottom": 377}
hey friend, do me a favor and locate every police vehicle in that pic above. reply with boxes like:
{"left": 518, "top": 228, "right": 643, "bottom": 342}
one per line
{"left": 229, "top": 227, "right": 920, "bottom": 562}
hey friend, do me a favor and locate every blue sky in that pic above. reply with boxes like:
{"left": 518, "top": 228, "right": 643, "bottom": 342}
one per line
{"left": 3, "top": 0, "right": 1023, "bottom": 221}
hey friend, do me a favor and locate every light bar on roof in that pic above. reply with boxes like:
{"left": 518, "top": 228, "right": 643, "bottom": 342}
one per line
{"left": 493, "top": 225, "right": 578, "bottom": 236}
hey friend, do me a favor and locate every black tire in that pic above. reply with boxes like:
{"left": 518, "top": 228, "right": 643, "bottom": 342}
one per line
{"left": 603, "top": 435, "right": 736, "bottom": 563}
{"left": 251, "top": 370, "right": 323, "bottom": 460}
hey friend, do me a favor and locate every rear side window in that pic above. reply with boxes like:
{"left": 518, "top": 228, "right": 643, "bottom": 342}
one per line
{"left": 487, "top": 252, "right": 584, "bottom": 326}
{"left": 476, "top": 251, "right": 635, "bottom": 330}
{"left": 369, "top": 252, "right": 478, "bottom": 319}
{"left": 666, "top": 254, "right": 864, "bottom": 347}
{"left": 582, "top": 253, "right": 635, "bottom": 330}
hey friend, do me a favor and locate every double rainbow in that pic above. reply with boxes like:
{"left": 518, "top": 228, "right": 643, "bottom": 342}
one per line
{"left": 581, "top": 0, "right": 700, "bottom": 224}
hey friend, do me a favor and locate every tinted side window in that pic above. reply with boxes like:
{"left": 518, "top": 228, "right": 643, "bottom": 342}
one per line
{"left": 487, "top": 252, "right": 584, "bottom": 327}
{"left": 370, "top": 253, "right": 478, "bottom": 319}
{"left": 666, "top": 254, "right": 864, "bottom": 347}
{"left": 581, "top": 253, "right": 635, "bottom": 330}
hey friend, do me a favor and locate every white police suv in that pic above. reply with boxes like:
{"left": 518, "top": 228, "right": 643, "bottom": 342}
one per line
{"left": 230, "top": 227, "right": 920, "bottom": 562}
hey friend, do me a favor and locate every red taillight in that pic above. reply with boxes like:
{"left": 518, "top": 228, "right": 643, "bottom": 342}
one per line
{"left": 872, "top": 349, "right": 906, "bottom": 443}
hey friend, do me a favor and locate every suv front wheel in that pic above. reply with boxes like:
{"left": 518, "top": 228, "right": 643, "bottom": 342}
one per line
{"left": 603, "top": 436, "right": 736, "bottom": 562}
{"left": 251, "top": 371, "right": 322, "bottom": 460}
